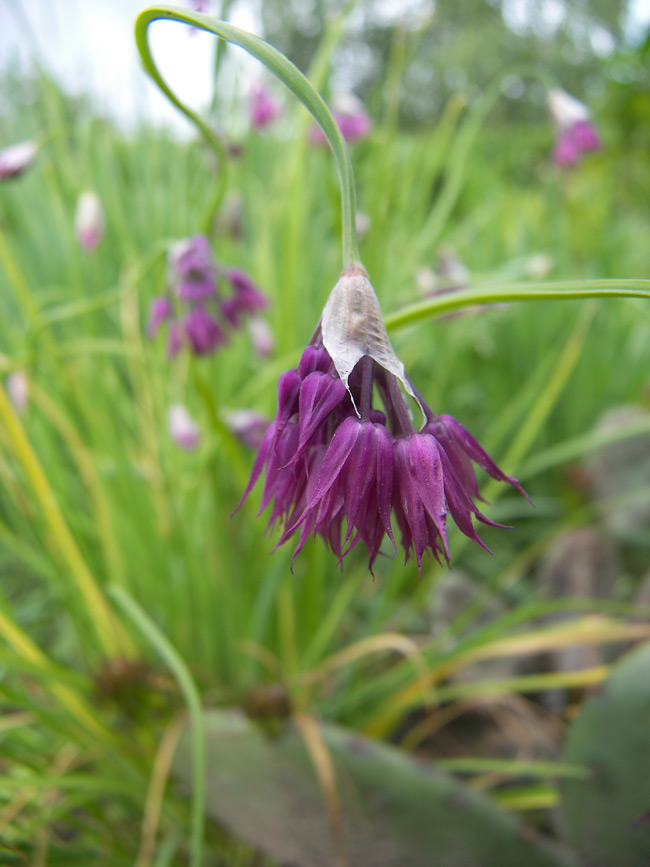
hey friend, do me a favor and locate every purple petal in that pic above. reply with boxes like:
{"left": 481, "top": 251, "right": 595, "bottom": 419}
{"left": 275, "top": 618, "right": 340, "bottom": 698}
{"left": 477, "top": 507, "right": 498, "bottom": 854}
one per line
{"left": 147, "top": 297, "right": 173, "bottom": 338}
{"left": 438, "top": 414, "right": 529, "bottom": 502}
{"left": 291, "top": 372, "right": 347, "bottom": 462}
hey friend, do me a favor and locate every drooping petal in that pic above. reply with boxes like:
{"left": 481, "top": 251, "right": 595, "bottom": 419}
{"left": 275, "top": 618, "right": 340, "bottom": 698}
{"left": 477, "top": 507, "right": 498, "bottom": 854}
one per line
{"left": 438, "top": 414, "right": 529, "bottom": 501}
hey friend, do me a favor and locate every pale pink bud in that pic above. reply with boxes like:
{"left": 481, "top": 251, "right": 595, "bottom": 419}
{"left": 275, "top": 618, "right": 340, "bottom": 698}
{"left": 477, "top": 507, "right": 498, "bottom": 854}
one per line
{"left": 248, "top": 317, "right": 274, "bottom": 358}
{"left": 7, "top": 371, "right": 29, "bottom": 414}
{"left": 168, "top": 404, "right": 201, "bottom": 451}
{"left": 74, "top": 191, "right": 105, "bottom": 252}
{"left": 0, "top": 140, "right": 38, "bottom": 181}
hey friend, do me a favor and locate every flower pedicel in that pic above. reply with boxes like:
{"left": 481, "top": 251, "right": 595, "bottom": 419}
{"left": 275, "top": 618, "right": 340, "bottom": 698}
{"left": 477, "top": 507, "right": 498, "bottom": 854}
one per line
{"left": 238, "top": 265, "right": 529, "bottom": 573}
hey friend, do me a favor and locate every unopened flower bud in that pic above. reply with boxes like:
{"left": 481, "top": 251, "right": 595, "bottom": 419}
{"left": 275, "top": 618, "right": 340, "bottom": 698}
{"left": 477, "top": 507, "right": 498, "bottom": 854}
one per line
{"left": 168, "top": 404, "right": 201, "bottom": 451}
{"left": 74, "top": 191, "right": 105, "bottom": 252}
{"left": 0, "top": 140, "right": 38, "bottom": 181}
{"left": 7, "top": 371, "right": 28, "bottom": 414}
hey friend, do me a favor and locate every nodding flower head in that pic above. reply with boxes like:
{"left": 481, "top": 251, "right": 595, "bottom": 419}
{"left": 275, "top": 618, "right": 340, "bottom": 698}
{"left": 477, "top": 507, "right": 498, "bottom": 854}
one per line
{"left": 237, "top": 266, "right": 529, "bottom": 574}
{"left": 147, "top": 235, "right": 270, "bottom": 359}
{"left": 0, "top": 140, "right": 38, "bottom": 181}
{"left": 547, "top": 89, "right": 600, "bottom": 168}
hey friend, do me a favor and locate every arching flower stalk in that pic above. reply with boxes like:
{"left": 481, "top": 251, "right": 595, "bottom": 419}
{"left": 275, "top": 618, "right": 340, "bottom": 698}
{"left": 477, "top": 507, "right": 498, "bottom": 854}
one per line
{"left": 238, "top": 265, "right": 528, "bottom": 573}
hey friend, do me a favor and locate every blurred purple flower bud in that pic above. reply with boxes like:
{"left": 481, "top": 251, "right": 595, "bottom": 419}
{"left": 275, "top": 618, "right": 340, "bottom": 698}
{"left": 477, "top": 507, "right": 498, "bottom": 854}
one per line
{"left": 183, "top": 308, "right": 225, "bottom": 356}
{"left": 168, "top": 236, "right": 217, "bottom": 301}
{"left": 167, "top": 321, "right": 183, "bottom": 358}
{"left": 168, "top": 404, "right": 201, "bottom": 451}
{"left": 0, "top": 140, "right": 38, "bottom": 181}
{"left": 250, "top": 82, "right": 281, "bottom": 130}
{"left": 547, "top": 89, "right": 601, "bottom": 168}
{"left": 74, "top": 191, "right": 105, "bottom": 252}
{"left": 147, "top": 297, "right": 173, "bottom": 338}
{"left": 220, "top": 268, "right": 269, "bottom": 329}
{"left": 7, "top": 370, "right": 29, "bottom": 415}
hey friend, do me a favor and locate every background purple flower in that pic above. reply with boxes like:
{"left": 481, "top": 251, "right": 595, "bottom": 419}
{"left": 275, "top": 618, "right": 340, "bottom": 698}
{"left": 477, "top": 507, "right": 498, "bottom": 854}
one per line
{"left": 547, "top": 89, "right": 600, "bottom": 168}
{"left": 169, "top": 236, "right": 217, "bottom": 301}
{"left": 310, "top": 93, "right": 372, "bottom": 145}
{"left": 74, "top": 191, "right": 105, "bottom": 252}
{"left": 147, "top": 235, "right": 269, "bottom": 360}
{"left": 249, "top": 82, "right": 281, "bottom": 130}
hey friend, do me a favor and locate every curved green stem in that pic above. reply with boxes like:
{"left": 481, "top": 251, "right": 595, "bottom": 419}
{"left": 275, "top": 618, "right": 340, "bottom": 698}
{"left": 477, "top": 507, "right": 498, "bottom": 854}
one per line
{"left": 135, "top": 5, "right": 361, "bottom": 268}
{"left": 385, "top": 279, "right": 650, "bottom": 332}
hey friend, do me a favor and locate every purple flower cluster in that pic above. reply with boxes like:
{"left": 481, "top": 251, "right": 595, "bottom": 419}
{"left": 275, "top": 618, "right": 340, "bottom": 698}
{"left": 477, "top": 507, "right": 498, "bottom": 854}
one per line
{"left": 147, "top": 236, "right": 269, "bottom": 358}
{"left": 547, "top": 89, "right": 600, "bottom": 169}
{"left": 238, "top": 277, "right": 527, "bottom": 574}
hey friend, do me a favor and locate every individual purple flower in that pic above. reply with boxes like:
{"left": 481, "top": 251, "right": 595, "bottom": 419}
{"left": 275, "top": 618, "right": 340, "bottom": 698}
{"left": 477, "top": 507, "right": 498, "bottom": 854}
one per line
{"left": 249, "top": 82, "right": 282, "bottom": 130}
{"left": 74, "top": 191, "right": 105, "bottom": 252}
{"left": 168, "top": 404, "right": 201, "bottom": 451}
{"left": 147, "top": 235, "right": 269, "bottom": 360}
{"left": 310, "top": 94, "right": 372, "bottom": 146}
{"left": 220, "top": 269, "right": 269, "bottom": 329}
{"left": 183, "top": 308, "right": 225, "bottom": 355}
{"left": 0, "top": 140, "right": 38, "bottom": 181}
{"left": 237, "top": 265, "right": 528, "bottom": 573}
{"left": 169, "top": 236, "right": 217, "bottom": 301}
{"left": 547, "top": 89, "right": 601, "bottom": 168}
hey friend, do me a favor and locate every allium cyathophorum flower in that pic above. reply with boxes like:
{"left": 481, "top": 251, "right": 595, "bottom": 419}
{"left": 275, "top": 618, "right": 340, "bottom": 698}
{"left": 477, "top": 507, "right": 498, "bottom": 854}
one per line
{"left": 147, "top": 235, "right": 270, "bottom": 358}
{"left": 547, "top": 89, "right": 600, "bottom": 168}
{"left": 310, "top": 94, "right": 372, "bottom": 146}
{"left": 238, "top": 265, "right": 529, "bottom": 573}
{"left": 0, "top": 140, "right": 38, "bottom": 181}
